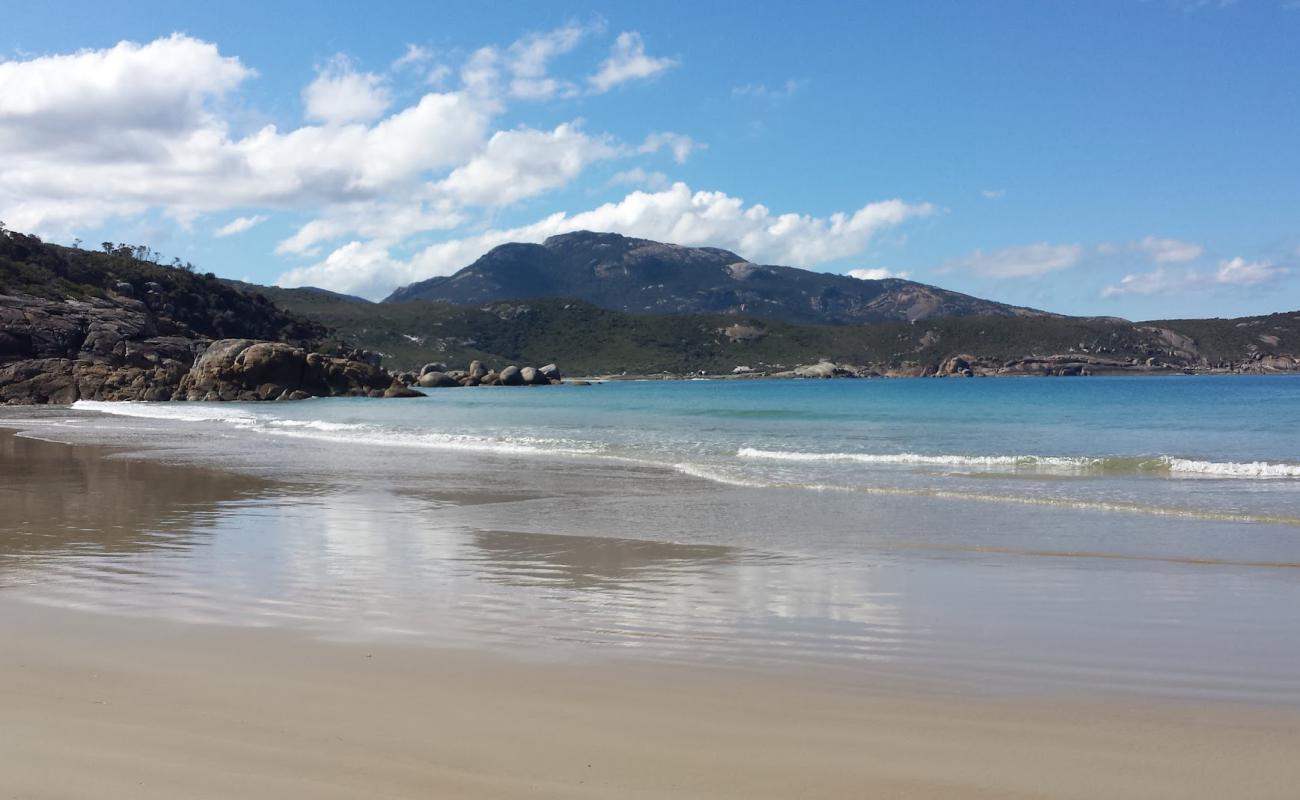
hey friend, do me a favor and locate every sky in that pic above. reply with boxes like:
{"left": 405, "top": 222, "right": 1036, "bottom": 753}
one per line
{"left": 1, "top": 0, "right": 1297, "bottom": 319}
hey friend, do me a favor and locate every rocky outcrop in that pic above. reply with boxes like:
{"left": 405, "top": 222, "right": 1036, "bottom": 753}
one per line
{"left": 399, "top": 359, "right": 565, "bottom": 389}
{"left": 0, "top": 292, "right": 404, "bottom": 405}
{"left": 175, "top": 339, "right": 394, "bottom": 401}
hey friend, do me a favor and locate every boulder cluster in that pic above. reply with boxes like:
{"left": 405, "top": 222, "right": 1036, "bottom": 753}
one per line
{"left": 400, "top": 360, "right": 563, "bottom": 389}
{"left": 0, "top": 292, "right": 410, "bottom": 404}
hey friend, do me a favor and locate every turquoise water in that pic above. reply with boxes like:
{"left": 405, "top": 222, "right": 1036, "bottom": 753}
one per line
{"left": 75, "top": 374, "right": 1300, "bottom": 525}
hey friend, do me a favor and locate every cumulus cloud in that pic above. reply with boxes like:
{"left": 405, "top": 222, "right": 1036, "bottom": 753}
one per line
{"left": 303, "top": 56, "right": 391, "bottom": 124}
{"left": 273, "top": 122, "right": 681, "bottom": 255}
{"left": 434, "top": 123, "right": 621, "bottom": 207}
{"left": 278, "top": 182, "right": 935, "bottom": 298}
{"left": 1101, "top": 256, "right": 1287, "bottom": 297}
{"left": 214, "top": 214, "right": 266, "bottom": 237}
{"left": 847, "top": 268, "right": 910, "bottom": 280}
{"left": 589, "top": 32, "right": 677, "bottom": 92}
{"left": 944, "top": 243, "right": 1084, "bottom": 279}
{"left": 0, "top": 34, "right": 495, "bottom": 234}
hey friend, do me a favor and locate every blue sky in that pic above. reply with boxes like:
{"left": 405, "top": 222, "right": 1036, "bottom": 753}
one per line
{"left": 2, "top": 0, "right": 1297, "bottom": 318}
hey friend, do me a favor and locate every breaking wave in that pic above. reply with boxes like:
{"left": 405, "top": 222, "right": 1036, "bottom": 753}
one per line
{"left": 737, "top": 447, "right": 1300, "bottom": 479}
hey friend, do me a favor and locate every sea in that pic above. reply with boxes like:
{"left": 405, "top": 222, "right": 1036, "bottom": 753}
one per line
{"left": 3, "top": 374, "right": 1299, "bottom": 702}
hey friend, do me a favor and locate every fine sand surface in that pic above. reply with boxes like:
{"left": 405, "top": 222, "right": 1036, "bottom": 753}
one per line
{"left": 2, "top": 601, "right": 1299, "bottom": 800}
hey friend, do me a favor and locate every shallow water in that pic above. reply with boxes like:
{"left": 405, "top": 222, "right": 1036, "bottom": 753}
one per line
{"left": 2, "top": 376, "right": 1299, "bottom": 703}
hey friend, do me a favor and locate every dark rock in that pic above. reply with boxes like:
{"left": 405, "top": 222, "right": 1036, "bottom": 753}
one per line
{"left": 417, "top": 371, "right": 459, "bottom": 388}
{"left": 383, "top": 383, "right": 424, "bottom": 398}
{"left": 177, "top": 339, "right": 392, "bottom": 401}
{"left": 539, "top": 363, "right": 561, "bottom": 380}
{"left": 420, "top": 362, "right": 448, "bottom": 375}
{"left": 499, "top": 365, "right": 524, "bottom": 386}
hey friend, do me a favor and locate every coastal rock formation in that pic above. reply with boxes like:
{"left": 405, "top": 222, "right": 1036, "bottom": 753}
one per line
{"left": 175, "top": 339, "right": 393, "bottom": 401}
{"left": 0, "top": 291, "right": 401, "bottom": 405}
{"left": 400, "top": 360, "right": 563, "bottom": 389}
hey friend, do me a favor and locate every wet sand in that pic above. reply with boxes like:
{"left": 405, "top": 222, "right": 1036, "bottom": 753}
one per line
{"left": 3, "top": 424, "right": 1300, "bottom": 797}
{"left": 3, "top": 600, "right": 1299, "bottom": 800}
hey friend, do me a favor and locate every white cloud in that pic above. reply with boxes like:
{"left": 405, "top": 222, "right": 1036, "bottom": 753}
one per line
{"left": 0, "top": 35, "right": 495, "bottom": 234}
{"left": 1215, "top": 256, "right": 1286, "bottom": 285}
{"left": 1137, "top": 236, "right": 1204, "bottom": 263}
{"left": 608, "top": 167, "right": 669, "bottom": 190}
{"left": 1101, "top": 267, "right": 1189, "bottom": 297}
{"left": 214, "top": 214, "right": 266, "bottom": 237}
{"left": 0, "top": 33, "right": 251, "bottom": 135}
{"left": 424, "top": 64, "right": 452, "bottom": 86}
{"left": 638, "top": 131, "right": 700, "bottom": 164}
{"left": 1101, "top": 256, "right": 1287, "bottom": 297}
{"left": 732, "top": 79, "right": 802, "bottom": 100}
{"left": 945, "top": 243, "right": 1084, "bottom": 279}
{"left": 392, "top": 44, "right": 432, "bottom": 71}
{"left": 847, "top": 268, "right": 910, "bottom": 280}
{"left": 279, "top": 182, "right": 935, "bottom": 298}
{"left": 506, "top": 24, "right": 588, "bottom": 100}
{"left": 434, "top": 122, "right": 621, "bottom": 207}
{"left": 588, "top": 32, "right": 677, "bottom": 92}
{"left": 281, "top": 239, "right": 404, "bottom": 291}
{"left": 273, "top": 122, "right": 661, "bottom": 255}
{"left": 303, "top": 56, "right": 391, "bottom": 124}
{"left": 980, "top": 188, "right": 1005, "bottom": 199}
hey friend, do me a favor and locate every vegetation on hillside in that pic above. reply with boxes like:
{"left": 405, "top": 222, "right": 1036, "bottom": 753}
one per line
{"left": 248, "top": 286, "right": 1300, "bottom": 374}
{"left": 0, "top": 228, "right": 327, "bottom": 346}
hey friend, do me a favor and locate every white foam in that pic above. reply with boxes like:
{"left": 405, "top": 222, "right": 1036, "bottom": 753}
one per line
{"left": 72, "top": 400, "right": 259, "bottom": 426}
{"left": 264, "top": 419, "right": 367, "bottom": 432}
{"left": 1165, "top": 458, "right": 1300, "bottom": 479}
{"left": 72, "top": 399, "right": 603, "bottom": 458}
{"left": 737, "top": 447, "right": 1098, "bottom": 470}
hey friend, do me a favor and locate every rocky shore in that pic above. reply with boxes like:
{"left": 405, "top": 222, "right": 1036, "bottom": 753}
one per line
{"left": 0, "top": 292, "right": 403, "bottom": 405}
{"left": 398, "top": 360, "right": 565, "bottom": 389}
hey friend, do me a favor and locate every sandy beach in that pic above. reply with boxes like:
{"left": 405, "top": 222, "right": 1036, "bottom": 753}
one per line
{"left": 3, "top": 406, "right": 1300, "bottom": 798}
{"left": 4, "top": 599, "right": 1299, "bottom": 800}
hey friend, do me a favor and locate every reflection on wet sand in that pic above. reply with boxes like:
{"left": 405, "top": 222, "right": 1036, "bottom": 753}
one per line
{"left": 463, "top": 529, "right": 736, "bottom": 590}
{"left": 0, "top": 430, "right": 273, "bottom": 567}
{"left": 3, "top": 424, "right": 1300, "bottom": 703}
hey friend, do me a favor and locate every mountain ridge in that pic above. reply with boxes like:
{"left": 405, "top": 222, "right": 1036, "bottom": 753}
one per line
{"left": 383, "top": 231, "right": 1050, "bottom": 324}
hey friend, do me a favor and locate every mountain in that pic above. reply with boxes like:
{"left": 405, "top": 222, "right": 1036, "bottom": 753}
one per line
{"left": 384, "top": 231, "right": 1048, "bottom": 324}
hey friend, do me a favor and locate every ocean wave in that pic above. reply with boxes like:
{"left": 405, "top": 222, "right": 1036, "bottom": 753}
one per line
{"left": 71, "top": 400, "right": 604, "bottom": 458}
{"left": 737, "top": 447, "right": 1106, "bottom": 470}
{"left": 736, "top": 447, "right": 1300, "bottom": 479}
{"left": 261, "top": 426, "right": 606, "bottom": 457}
{"left": 71, "top": 400, "right": 259, "bottom": 426}
{"left": 1165, "top": 458, "right": 1300, "bottom": 478}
